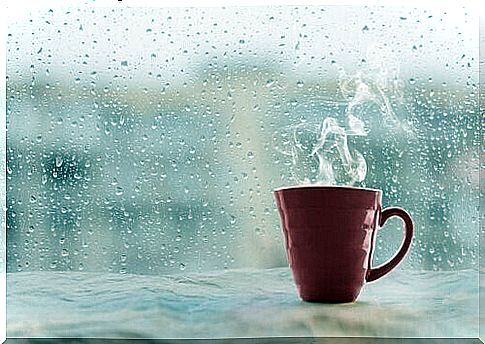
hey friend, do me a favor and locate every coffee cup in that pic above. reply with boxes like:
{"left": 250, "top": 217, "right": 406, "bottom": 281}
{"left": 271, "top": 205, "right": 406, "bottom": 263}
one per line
{"left": 274, "top": 185, "right": 413, "bottom": 303}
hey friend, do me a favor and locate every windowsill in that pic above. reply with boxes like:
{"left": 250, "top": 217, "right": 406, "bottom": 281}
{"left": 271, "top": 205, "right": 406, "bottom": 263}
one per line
{"left": 7, "top": 268, "right": 479, "bottom": 338}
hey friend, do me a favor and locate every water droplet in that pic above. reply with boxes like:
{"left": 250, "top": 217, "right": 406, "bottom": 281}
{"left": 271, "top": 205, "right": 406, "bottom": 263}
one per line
{"left": 266, "top": 79, "right": 275, "bottom": 88}
{"left": 115, "top": 186, "right": 124, "bottom": 196}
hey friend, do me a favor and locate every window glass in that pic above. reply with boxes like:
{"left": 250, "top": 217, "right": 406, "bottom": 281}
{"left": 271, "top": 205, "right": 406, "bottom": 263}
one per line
{"left": 6, "top": 6, "right": 479, "bottom": 274}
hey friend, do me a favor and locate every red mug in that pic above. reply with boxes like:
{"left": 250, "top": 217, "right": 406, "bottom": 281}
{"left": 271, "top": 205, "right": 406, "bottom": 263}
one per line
{"left": 274, "top": 185, "right": 413, "bottom": 303}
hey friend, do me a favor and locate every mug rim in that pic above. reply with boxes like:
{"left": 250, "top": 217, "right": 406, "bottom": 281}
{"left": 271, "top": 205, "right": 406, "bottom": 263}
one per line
{"left": 274, "top": 185, "right": 382, "bottom": 193}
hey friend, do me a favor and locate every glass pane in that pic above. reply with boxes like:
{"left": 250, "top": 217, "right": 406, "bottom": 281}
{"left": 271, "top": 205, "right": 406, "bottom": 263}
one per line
{"left": 6, "top": 6, "right": 479, "bottom": 274}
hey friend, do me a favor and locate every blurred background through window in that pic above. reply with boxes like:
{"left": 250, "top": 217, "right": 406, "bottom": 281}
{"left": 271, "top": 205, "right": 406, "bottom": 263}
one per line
{"left": 6, "top": 5, "right": 480, "bottom": 274}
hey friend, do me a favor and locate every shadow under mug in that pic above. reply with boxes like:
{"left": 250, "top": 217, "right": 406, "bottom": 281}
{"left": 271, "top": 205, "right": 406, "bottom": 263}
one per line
{"left": 274, "top": 185, "right": 414, "bottom": 303}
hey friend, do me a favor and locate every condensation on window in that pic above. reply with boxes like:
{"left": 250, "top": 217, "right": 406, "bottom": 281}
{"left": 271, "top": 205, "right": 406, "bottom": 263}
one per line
{"left": 6, "top": 6, "right": 479, "bottom": 274}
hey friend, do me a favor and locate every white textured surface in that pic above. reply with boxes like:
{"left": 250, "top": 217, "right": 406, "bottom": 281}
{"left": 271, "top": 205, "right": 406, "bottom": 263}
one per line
{"left": 7, "top": 268, "right": 479, "bottom": 338}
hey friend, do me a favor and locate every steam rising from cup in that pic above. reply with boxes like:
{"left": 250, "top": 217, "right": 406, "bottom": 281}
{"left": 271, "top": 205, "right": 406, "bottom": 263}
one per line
{"left": 275, "top": 52, "right": 411, "bottom": 186}
{"left": 283, "top": 115, "right": 367, "bottom": 186}
{"left": 310, "top": 116, "right": 367, "bottom": 185}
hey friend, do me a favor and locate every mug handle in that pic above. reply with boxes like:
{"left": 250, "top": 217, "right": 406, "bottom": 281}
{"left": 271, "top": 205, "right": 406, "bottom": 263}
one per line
{"left": 366, "top": 207, "right": 414, "bottom": 282}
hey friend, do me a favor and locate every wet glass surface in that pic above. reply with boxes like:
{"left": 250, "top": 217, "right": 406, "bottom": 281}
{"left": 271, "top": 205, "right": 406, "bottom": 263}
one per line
{"left": 6, "top": 5, "right": 480, "bottom": 274}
